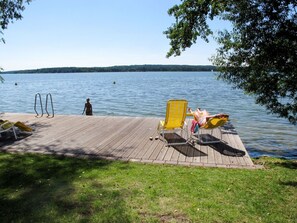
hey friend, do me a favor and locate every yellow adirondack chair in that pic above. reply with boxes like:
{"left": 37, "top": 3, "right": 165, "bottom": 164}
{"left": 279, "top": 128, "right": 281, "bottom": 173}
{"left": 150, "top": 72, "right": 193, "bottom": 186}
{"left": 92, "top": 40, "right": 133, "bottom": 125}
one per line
{"left": 0, "top": 121, "right": 18, "bottom": 139}
{"left": 190, "top": 114, "right": 229, "bottom": 144}
{"left": 0, "top": 120, "right": 33, "bottom": 140}
{"left": 158, "top": 99, "right": 189, "bottom": 146}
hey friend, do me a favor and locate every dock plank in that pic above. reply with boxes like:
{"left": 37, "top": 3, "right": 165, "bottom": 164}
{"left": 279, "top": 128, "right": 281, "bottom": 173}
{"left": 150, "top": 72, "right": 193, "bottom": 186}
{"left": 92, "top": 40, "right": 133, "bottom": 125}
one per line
{"left": 100, "top": 118, "right": 145, "bottom": 157}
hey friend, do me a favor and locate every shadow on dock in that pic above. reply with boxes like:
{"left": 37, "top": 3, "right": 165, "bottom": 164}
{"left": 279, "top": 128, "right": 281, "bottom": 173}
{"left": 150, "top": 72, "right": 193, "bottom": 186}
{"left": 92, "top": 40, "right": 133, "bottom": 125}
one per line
{"left": 210, "top": 142, "right": 245, "bottom": 157}
{"left": 164, "top": 133, "right": 207, "bottom": 157}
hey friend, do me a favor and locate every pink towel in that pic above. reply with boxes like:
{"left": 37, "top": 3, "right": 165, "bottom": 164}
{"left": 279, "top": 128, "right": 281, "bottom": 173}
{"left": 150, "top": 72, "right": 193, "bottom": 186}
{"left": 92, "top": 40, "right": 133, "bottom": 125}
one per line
{"left": 191, "top": 120, "right": 198, "bottom": 133}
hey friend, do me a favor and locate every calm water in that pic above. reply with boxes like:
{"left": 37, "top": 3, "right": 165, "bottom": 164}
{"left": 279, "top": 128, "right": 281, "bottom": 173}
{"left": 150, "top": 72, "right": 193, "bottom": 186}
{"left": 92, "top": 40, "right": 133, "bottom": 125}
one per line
{"left": 1, "top": 72, "right": 296, "bottom": 159}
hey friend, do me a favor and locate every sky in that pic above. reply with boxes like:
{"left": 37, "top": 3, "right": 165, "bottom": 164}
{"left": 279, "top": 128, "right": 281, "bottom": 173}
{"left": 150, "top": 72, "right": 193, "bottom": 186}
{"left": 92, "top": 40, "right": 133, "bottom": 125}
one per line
{"left": 0, "top": 0, "right": 228, "bottom": 71}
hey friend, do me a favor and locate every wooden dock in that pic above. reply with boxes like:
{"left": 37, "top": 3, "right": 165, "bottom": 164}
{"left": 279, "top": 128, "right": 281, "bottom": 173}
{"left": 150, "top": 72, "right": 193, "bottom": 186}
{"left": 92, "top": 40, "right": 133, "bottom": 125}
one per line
{"left": 0, "top": 113, "right": 259, "bottom": 169}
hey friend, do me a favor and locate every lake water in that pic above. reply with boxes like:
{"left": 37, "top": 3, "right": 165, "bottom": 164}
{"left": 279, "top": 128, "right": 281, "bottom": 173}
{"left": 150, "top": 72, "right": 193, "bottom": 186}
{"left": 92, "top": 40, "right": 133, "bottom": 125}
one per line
{"left": 1, "top": 72, "right": 296, "bottom": 159}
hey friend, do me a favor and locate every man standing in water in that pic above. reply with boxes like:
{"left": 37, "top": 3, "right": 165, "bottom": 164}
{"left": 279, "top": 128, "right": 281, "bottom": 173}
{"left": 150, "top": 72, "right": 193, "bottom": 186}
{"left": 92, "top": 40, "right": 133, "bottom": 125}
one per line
{"left": 82, "top": 98, "right": 93, "bottom": 116}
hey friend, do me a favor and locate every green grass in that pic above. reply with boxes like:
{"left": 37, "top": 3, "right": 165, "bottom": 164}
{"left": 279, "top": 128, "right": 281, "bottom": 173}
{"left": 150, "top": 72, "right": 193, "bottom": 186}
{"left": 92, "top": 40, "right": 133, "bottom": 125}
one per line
{"left": 0, "top": 152, "right": 296, "bottom": 223}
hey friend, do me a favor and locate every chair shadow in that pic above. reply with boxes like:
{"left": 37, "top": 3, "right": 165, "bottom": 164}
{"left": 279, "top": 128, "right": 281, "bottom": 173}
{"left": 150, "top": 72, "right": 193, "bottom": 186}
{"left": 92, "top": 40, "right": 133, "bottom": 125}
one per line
{"left": 0, "top": 132, "right": 32, "bottom": 147}
{"left": 164, "top": 133, "right": 207, "bottom": 157}
{"left": 196, "top": 133, "right": 246, "bottom": 157}
{"left": 210, "top": 142, "right": 245, "bottom": 157}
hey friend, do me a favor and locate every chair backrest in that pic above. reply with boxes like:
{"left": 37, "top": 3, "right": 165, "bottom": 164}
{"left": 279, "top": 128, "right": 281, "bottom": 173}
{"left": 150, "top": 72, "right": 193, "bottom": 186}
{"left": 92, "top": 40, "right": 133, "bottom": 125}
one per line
{"left": 203, "top": 116, "right": 229, "bottom": 129}
{"left": 164, "top": 99, "right": 188, "bottom": 129}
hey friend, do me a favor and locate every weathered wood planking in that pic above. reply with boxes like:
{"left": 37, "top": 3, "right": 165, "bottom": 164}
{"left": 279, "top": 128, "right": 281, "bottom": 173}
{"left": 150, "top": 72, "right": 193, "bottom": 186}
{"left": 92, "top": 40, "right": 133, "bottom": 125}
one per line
{"left": 0, "top": 113, "right": 260, "bottom": 169}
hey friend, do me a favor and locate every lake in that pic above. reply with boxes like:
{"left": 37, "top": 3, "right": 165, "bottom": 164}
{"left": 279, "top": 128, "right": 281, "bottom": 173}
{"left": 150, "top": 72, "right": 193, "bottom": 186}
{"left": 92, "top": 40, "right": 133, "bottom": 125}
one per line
{"left": 1, "top": 72, "right": 296, "bottom": 159}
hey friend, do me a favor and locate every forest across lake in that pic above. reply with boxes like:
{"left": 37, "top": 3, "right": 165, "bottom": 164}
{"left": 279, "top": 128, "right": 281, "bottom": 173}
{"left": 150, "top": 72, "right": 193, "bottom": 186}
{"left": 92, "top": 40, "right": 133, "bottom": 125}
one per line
{"left": 3, "top": 64, "right": 217, "bottom": 74}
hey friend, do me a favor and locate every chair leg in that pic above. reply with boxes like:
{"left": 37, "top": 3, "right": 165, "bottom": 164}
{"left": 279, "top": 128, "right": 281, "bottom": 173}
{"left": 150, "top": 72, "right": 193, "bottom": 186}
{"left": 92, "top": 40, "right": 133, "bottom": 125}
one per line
{"left": 219, "top": 127, "right": 223, "bottom": 141}
{"left": 160, "top": 129, "right": 167, "bottom": 144}
{"left": 12, "top": 127, "right": 18, "bottom": 140}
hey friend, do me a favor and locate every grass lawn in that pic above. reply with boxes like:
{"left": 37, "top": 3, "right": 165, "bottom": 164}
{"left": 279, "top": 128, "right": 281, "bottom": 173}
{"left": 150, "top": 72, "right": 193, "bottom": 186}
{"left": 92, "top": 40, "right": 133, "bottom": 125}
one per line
{"left": 0, "top": 152, "right": 296, "bottom": 223}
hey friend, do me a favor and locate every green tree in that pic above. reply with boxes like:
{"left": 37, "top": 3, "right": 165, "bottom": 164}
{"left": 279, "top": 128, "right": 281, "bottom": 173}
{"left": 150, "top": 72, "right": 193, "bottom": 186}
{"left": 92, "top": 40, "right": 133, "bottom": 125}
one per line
{"left": 0, "top": 0, "right": 31, "bottom": 43}
{"left": 0, "top": 0, "right": 31, "bottom": 81}
{"left": 165, "top": 0, "right": 297, "bottom": 124}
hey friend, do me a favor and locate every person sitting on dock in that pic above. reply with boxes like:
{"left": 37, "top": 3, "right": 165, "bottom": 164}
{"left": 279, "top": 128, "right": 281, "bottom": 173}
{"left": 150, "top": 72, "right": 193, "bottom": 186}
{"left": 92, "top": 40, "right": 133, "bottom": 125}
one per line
{"left": 188, "top": 107, "right": 228, "bottom": 127}
{"left": 82, "top": 98, "right": 93, "bottom": 116}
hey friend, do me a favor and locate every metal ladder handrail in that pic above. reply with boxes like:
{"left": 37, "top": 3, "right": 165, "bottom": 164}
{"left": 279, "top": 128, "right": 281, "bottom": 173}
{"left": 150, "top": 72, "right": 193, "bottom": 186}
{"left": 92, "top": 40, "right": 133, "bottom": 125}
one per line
{"left": 45, "top": 93, "right": 54, "bottom": 118}
{"left": 34, "top": 93, "right": 44, "bottom": 117}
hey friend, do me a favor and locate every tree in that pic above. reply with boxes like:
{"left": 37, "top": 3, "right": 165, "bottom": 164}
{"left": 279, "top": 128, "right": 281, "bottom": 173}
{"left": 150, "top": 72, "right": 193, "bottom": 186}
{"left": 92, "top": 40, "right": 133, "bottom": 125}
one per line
{"left": 165, "top": 0, "right": 297, "bottom": 124}
{"left": 0, "top": 0, "right": 31, "bottom": 82}
{"left": 0, "top": 0, "right": 31, "bottom": 43}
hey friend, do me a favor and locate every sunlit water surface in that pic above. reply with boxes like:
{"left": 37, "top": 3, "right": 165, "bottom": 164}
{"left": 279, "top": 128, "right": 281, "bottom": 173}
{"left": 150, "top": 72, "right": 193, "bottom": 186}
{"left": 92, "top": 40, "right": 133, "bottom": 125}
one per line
{"left": 1, "top": 72, "right": 296, "bottom": 159}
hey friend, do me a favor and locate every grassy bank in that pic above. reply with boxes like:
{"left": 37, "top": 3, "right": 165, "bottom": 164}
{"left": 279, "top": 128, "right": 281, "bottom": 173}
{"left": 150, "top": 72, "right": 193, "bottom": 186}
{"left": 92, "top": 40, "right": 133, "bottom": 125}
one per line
{"left": 0, "top": 152, "right": 296, "bottom": 223}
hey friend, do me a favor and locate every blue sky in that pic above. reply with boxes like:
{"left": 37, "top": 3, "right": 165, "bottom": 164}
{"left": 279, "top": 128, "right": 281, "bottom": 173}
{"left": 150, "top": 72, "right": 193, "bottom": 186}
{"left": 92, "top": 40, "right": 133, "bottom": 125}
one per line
{"left": 0, "top": 0, "right": 228, "bottom": 71}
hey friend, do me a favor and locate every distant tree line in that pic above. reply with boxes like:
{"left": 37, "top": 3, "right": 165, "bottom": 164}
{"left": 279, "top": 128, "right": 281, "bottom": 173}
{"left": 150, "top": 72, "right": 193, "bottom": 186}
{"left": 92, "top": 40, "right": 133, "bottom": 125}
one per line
{"left": 4, "top": 65, "right": 217, "bottom": 74}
